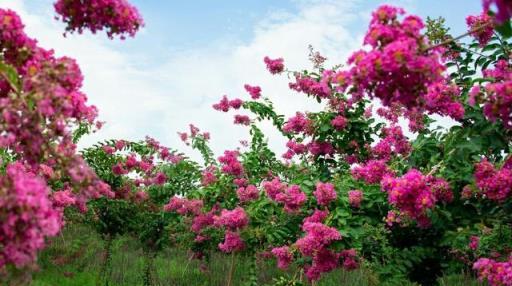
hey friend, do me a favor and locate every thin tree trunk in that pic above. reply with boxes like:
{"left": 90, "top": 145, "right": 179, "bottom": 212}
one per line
{"left": 96, "top": 235, "right": 113, "bottom": 286}
{"left": 226, "top": 252, "right": 236, "bottom": 286}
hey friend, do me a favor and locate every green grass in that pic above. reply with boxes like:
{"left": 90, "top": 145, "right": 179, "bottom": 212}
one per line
{"left": 28, "top": 225, "right": 484, "bottom": 286}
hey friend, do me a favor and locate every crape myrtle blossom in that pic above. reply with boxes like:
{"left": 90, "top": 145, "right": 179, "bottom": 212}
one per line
{"left": 474, "top": 158, "right": 512, "bottom": 202}
{"left": 295, "top": 222, "right": 341, "bottom": 257}
{"left": 337, "top": 5, "right": 465, "bottom": 131}
{"left": 283, "top": 112, "right": 311, "bottom": 134}
{"left": 213, "top": 207, "right": 249, "bottom": 230}
{"left": 469, "top": 236, "right": 480, "bottom": 251}
{"left": 177, "top": 124, "right": 210, "bottom": 146}
{"left": 314, "top": 182, "right": 337, "bottom": 206}
{"left": 262, "top": 178, "right": 306, "bottom": 213}
{"left": 237, "top": 184, "right": 260, "bottom": 202}
{"left": 218, "top": 150, "right": 244, "bottom": 177}
{"left": 218, "top": 231, "right": 244, "bottom": 253}
{"left": 201, "top": 166, "right": 218, "bottom": 186}
{"left": 292, "top": 218, "right": 357, "bottom": 281}
{"left": 282, "top": 140, "right": 307, "bottom": 159}
{"left": 470, "top": 60, "right": 512, "bottom": 129}
{"left": 212, "top": 95, "right": 244, "bottom": 112}
{"left": 308, "top": 141, "right": 334, "bottom": 157}
{"left": 351, "top": 159, "right": 394, "bottom": 184}
{"left": 331, "top": 115, "right": 347, "bottom": 130}
{"left": 473, "top": 256, "right": 512, "bottom": 286}
{"left": 271, "top": 246, "right": 293, "bottom": 269}
{"left": 213, "top": 207, "right": 249, "bottom": 253}
{"left": 244, "top": 84, "right": 261, "bottom": 99}
{"left": 372, "top": 125, "right": 411, "bottom": 160}
{"left": 234, "top": 114, "right": 251, "bottom": 126}
{"left": 264, "top": 56, "right": 285, "bottom": 74}
{"left": 381, "top": 169, "right": 453, "bottom": 227}
{"left": 275, "top": 185, "right": 307, "bottom": 213}
{"left": 348, "top": 190, "right": 363, "bottom": 208}
{"left": 289, "top": 72, "right": 331, "bottom": 99}
{"left": 262, "top": 177, "right": 287, "bottom": 200}
{"left": 0, "top": 163, "right": 61, "bottom": 269}
{"left": 164, "top": 196, "right": 203, "bottom": 216}
{"left": 54, "top": 0, "right": 144, "bottom": 39}
{"left": 466, "top": 11, "right": 495, "bottom": 46}
{"left": 303, "top": 209, "right": 329, "bottom": 225}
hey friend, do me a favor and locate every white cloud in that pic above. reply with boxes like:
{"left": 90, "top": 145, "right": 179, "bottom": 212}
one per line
{"left": 1, "top": 0, "right": 368, "bottom": 160}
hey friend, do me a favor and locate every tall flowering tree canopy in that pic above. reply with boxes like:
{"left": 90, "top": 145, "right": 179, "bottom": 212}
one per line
{"left": 0, "top": 0, "right": 143, "bottom": 272}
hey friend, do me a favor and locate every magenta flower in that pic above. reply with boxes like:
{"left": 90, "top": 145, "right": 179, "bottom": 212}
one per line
{"left": 264, "top": 56, "right": 284, "bottom": 74}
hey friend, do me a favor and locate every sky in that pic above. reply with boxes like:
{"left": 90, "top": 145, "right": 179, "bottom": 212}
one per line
{"left": 0, "top": 0, "right": 483, "bottom": 160}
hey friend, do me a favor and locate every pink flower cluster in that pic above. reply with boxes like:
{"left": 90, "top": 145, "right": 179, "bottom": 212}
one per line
{"left": 275, "top": 185, "right": 307, "bottom": 213}
{"left": 381, "top": 169, "right": 453, "bottom": 227}
{"left": 331, "top": 115, "right": 347, "bottom": 130}
{"left": 237, "top": 184, "right": 260, "bottom": 202}
{"left": 473, "top": 256, "right": 512, "bottom": 286}
{"left": 262, "top": 177, "right": 287, "bottom": 200}
{"left": 234, "top": 114, "right": 251, "bottom": 126}
{"left": 191, "top": 209, "right": 216, "bottom": 234}
{"left": 201, "top": 166, "right": 218, "bottom": 186}
{"left": 283, "top": 112, "right": 311, "bottom": 134}
{"left": 314, "top": 182, "right": 337, "bottom": 206}
{"left": 424, "top": 82, "right": 465, "bottom": 120}
{"left": 474, "top": 159, "right": 512, "bottom": 202}
{"left": 296, "top": 222, "right": 341, "bottom": 257}
{"left": 303, "top": 209, "right": 329, "bottom": 224}
{"left": 218, "top": 231, "right": 245, "bottom": 253}
{"left": 308, "top": 141, "right": 335, "bottom": 157}
{"left": 214, "top": 207, "right": 249, "bottom": 230}
{"left": 262, "top": 178, "right": 306, "bottom": 213}
{"left": 244, "top": 84, "right": 261, "bottom": 99}
{"left": 352, "top": 159, "right": 394, "bottom": 184}
{"left": 466, "top": 11, "right": 495, "bottom": 46}
{"left": 178, "top": 124, "right": 211, "bottom": 145}
{"left": 469, "top": 236, "right": 480, "bottom": 250}
{"left": 54, "top": 0, "right": 144, "bottom": 39}
{"left": 218, "top": 150, "right": 244, "bottom": 177}
{"left": 270, "top": 210, "right": 357, "bottom": 280}
{"left": 212, "top": 95, "right": 244, "bottom": 112}
{"left": 289, "top": 72, "right": 331, "bottom": 99}
{"left": 471, "top": 60, "right": 512, "bottom": 129}
{"left": 296, "top": 220, "right": 347, "bottom": 281}
{"left": 282, "top": 140, "right": 307, "bottom": 159}
{"left": 348, "top": 190, "right": 363, "bottom": 208}
{"left": 0, "top": 163, "right": 62, "bottom": 269}
{"left": 372, "top": 125, "right": 411, "bottom": 160}
{"left": 271, "top": 246, "right": 293, "bottom": 269}
{"left": 264, "top": 56, "right": 285, "bottom": 74}
{"left": 213, "top": 207, "right": 248, "bottom": 253}
{"left": 163, "top": 196, "right": 203, "bottom": 216}
{"left": 339, "top": 5, "right": 464, "bottom": 129}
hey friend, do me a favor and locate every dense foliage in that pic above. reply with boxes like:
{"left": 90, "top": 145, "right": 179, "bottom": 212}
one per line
{"left": 2, "top": 1, "right": 512, "bottom": 285}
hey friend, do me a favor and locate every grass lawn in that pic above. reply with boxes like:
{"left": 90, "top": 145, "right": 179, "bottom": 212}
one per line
{"left": 29, "top": 225, "right": 484, "bottom": 286}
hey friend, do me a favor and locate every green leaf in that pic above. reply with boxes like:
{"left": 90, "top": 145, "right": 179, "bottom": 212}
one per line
{"left": 0, "top": 61, "right": 21, "bottom": 92}
{"left": 495, "top": 20, "right": 512, "bottom": 38}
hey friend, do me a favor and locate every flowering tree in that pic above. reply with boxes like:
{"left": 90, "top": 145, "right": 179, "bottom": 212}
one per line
{"left": 0, "top": 0, "right": 143, "bottom": 282}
